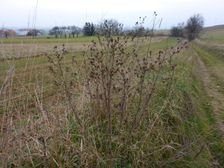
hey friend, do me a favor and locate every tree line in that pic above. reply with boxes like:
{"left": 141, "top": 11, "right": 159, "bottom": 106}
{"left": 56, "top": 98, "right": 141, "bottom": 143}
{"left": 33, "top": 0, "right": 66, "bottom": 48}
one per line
{"left": 49, "top": 14, "right": 205, "bottom": 41}
{"left": 49, "top": 19, "right": 124, "bottom": 38}
{"left": 48, "top": 19, "right": 163, "bottom": 38}
{"left": 49, "top": 26, "right": 82, "bottom": 38}
{"left": 24, "top": 14, "right": 205, "bottom": 41}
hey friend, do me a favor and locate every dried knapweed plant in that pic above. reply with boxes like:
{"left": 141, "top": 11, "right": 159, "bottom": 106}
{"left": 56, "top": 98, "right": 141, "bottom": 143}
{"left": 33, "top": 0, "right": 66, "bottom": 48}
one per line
{"left": 46, "top": 17, "right": 188, "bottom": 167}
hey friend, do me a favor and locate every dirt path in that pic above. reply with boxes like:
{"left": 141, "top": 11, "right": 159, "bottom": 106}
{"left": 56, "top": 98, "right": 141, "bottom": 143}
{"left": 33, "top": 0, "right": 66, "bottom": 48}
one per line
{"left": 194, "top": 49, "right": 224, "bottom": 133}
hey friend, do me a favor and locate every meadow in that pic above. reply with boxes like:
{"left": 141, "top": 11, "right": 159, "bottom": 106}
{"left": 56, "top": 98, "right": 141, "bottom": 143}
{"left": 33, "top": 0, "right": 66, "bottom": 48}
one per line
{"left": 1, "top": 29, "right": 224, "bottom": 167}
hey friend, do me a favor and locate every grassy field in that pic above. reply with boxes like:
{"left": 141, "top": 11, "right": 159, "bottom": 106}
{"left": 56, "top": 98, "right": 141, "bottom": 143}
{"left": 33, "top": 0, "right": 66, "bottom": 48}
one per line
{"left": 1, "top": 32, "right": 224, "bottom": 167}
{"left": 0, "top": 36, "right": 98, "bottom": 44}
{"left": 0, "top": 36, "right": 168, "bottom": 60}
{"left": 200, "top": 25, "right": 224, "bottom": 43}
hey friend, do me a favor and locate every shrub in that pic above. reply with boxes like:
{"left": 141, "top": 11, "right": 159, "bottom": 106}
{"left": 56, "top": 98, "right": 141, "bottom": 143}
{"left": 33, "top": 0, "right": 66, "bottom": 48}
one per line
{"left": 170, "top": 23, "right": 184, "bottom": 37}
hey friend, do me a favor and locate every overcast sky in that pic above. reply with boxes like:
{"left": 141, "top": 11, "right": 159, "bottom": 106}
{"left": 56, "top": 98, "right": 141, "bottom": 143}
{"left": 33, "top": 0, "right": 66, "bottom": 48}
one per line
{"left": 0, "top": 0, "right": 223, "bottom": 29}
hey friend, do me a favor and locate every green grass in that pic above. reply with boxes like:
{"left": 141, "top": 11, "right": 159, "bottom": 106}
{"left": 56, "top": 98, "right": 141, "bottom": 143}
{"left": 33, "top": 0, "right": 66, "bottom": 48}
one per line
{"left": 192, "top": 43, "right": 224, "bottom": 93}
{"left": 200, "top": 28, "right": 224, "bottom": 43}
{"left": 191, "top": 43, "right": 224, "bottom": 165}
{"left": 200, "top": 36, "right": 224, "bottom": 43}
{"left": 163, "top": 47, "right": 224, "bottom": 166}
{"left": 193, "top": 75, "right": 224, "bottom": 166}
{"left": 149, "top": 37, "right": 177, "bottom": 49}
{"left": 153, "top": 48, "right": 217, "bottom": 167}
{"left": 0, "top": 51, "right": 84, "bottom": 75}
{"left": 192, "top": 44, "right": 218, "bottom": 65}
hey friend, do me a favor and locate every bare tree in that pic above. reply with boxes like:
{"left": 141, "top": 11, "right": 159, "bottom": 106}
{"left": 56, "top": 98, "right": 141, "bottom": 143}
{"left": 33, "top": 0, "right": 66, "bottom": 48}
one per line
{"left": 185, "top": 14, "right": 204, "bottom": 40}
{"left": 96, "top": 19, "right": 123, "bottom": 37}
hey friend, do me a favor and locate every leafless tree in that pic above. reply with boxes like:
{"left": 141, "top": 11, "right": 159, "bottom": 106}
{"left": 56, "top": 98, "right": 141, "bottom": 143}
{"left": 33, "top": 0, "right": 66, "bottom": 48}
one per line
{"left": 185, "top": 14, "right": 204, "bottom": 40}
{"left": 96, "top": 19, "right": 123, "bottom": 37}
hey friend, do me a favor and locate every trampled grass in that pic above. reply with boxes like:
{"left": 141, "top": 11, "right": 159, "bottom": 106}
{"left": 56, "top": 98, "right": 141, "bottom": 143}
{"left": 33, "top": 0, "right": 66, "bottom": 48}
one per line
{"left": 192, "top": 42, "right": 224, "bottom": 165}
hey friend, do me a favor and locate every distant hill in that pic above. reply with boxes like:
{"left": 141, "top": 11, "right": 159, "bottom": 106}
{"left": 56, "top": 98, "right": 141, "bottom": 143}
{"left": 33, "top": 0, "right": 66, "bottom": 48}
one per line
{"left": 200, "top": 24, "right": 224, "bottom": 41}
{"left": 203, "top": 25, "right": 224, "bottom": 32}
